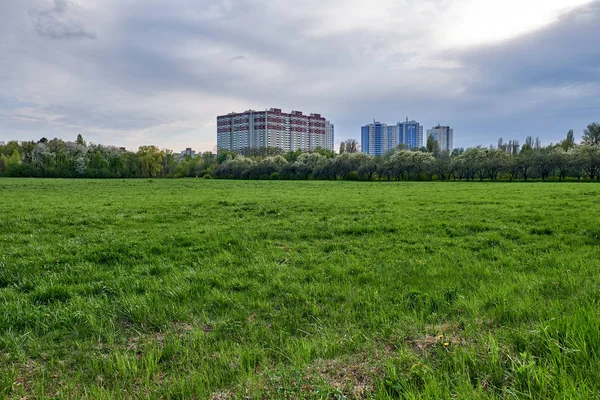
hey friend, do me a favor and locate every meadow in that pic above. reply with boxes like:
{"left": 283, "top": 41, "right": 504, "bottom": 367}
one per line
{"left": 0, "top": 179, "right": 599, "bottom": 399}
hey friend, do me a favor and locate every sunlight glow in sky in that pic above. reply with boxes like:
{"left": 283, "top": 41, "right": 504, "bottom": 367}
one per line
{"left": 441, "top": 0, "right": 596, "bottom": 47}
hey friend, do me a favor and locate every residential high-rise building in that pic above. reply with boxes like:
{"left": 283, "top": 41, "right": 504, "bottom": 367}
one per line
{"left": 361, "top": 118, "right": 423, "bottom": 156}
{"left": 325, "top": 121, "right": 335, "bottom": 152}
{"left": 427, "top": 125, "right": 454, "bottom": 152}
{"left": 180, "top": 148, "right": 196, "bottom": 157}
{"left": 217, "top": 108, "right": 334, "bottom": 152}
{"left": 361, "top": 122, "right": 388, "bottom": 156}
{"left": 398, "top": 118, "right": 424, "bottom": 149}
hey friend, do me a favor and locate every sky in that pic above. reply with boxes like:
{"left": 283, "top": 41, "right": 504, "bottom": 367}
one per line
{"left": 0, "top": 0, "right": 599, "bottom": 152}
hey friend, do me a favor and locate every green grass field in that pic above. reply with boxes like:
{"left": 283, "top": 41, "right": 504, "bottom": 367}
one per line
{"left": 1, "top": 179, "right": 599, "bottom": 399}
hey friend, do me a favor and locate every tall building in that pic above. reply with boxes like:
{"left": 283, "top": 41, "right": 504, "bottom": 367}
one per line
{"left": 361, "top": 122, "right": 388, "bottom": 156}
{"left": 361, "top": 118, "right": 423, "bottom": 156}
{"left": 217, "top": 108, "right": 334, "bottom": 152}
{"left": 180, "top": 148, "right": 196, "bottom": 157}
{"left": 325, "top": 121, "right": 335, "bottom": 152}
{"left": 398, "top": 118, "right": 424, "bottom": 149}
{"left": 427, "top": 125, "right": 454, "bottom": 152}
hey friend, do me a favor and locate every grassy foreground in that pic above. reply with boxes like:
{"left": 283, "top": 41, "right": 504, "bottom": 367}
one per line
{"left": 0, "top": 179, "right": 599, "bottom": 399}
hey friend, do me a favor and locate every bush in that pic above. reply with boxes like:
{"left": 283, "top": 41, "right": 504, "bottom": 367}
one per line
{"left": 270, "top": 172, "right": 280, "bottom": 180}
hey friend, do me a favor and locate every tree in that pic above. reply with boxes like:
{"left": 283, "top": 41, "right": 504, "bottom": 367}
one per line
{"left": 521, "top": 137, "right": 534, "bottom": 154}
{"left": 457, "top": 148, "right": 483, "bottom": 181}
{"left": 358, "top": 158, "right": 377, "bottom": 180}
{"left": 31, "top": 143, "right": 56, "bottom": 176}
{"left": 426, "top": 134, "right": 440, "bottom": 155}
{"left": 121, "top": 152, "right": 140, "bottom": 178}
{"left": 389, "top": 150, "right": 434, "bottom": 181}
{"left": 88, "top": 150, "right": 109, "bottom": 177}
{"left": 257, "top": 156, "right": 288, "bottom": 179}
{"left": 75, "top": 157, "right": 86, "bottom": 176}
{"left": 238, "top": 147, "right": 284, "bottom": 157}
{"left": 332, "top": 153, "right": 354, "bottom": 179}
{"left": 561, "top": 129, "right": 575, "bottom": 150}
{"left": 388, "top": 151, "right": 410, "bottom": 180}
{"left": 198, "top": 152, "right": 217, "bottom": 177}
{"left": 571, "top": 145, "right": 600, "bottom": 180}
{"left": 532, "top": 148, "right": 554, "bottom": 180}
{"left": 485, "top": 149, "right": 508, "bottom": 180}
{"left": 313, "top": 147, "right": 336, "bottom": 159}
{"left": 217, "top": 150, "right": 236, "bottom": 164}
{"left": 516, "top": 153, "right": 534, "bottom": 180}
{"left": 1, "top": 149, "right": 22, "bottom": 176}
{"left": 10, "top": 149, "right": 21, "bottom": 165}
{"left": 410, "top": 151, "right": 435, "bottom": 180}
{"left": 451, "top": 148, "right": 465, "bottom": 158}
{"left": 431, "top": 151, "right": 452, "bottom": 180}
{"left": 76, "top": 134, "right": 86, "bottom": 146}
{"left": 472, "top": 148, "right": 488, "bottom": 181}
{"left": 214, "top": 155, "right": 254, "bottom": 179}
{"left": 550, "top": 148, "right": 570, "bottom": 180}
{"left": 582, "top": 123, "right": 600, "bottom": 147}
{"left": 162, "top": 150, "right": 177, "bottom": 177}
{"left": 138, "top": 146, "right": 164, "bottom": 178}
{"left": 283, "top": 150, "right": 302, "bottom": 163}
{"left": 279, "top": 163, "right": 299, "bottom": 180}
{"left": 516, "top": 140, "right": 536, "bottom": 180}
{"left": 505, "top": 156, "right": 520, "bottom": 181}
{"left": 333, "top": 152, "right": 370, "bottom": 179}
{"left": 340, "top": 139, "right": 359, "bottom": 154}
{"left": 295, "top": 153, "right": 325, "bottom": 170}
{"left": 312, "top": 158, "right": 337, "bottom": 180}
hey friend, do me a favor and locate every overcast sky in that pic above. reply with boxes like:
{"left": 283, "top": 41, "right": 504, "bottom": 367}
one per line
{"left": 1, "top": 0, "right": 599, "bottom": 152}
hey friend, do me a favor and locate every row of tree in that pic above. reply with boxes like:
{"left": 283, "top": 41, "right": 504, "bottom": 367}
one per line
{"left": 0, "top": 135, "right": 217, "bottom": 178}
{"left": 1, "top": 124, "right": 599, "bottom": 181}
{"left": 208, "top": 123, "right": 600, "bottom": 181}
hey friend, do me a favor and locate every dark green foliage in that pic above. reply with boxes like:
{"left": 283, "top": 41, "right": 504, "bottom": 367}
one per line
{"left": 582, "top": 122, "right": 600, "bottom": 146}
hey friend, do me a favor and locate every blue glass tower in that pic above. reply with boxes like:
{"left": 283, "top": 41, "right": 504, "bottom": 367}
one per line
{"left": 361, "top": 125, "right": 370, "bottom": 155}
{"left": 361, "top": 122, "right": 389, "bottom": 156}
{"left": 397, "top": 118, "right": 423, "bottom": 149}
{"left": 361, "top": 118, "right": 423, "bottom": 155}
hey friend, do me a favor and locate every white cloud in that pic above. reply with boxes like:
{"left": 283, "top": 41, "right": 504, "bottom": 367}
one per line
{"left": 0, "top": 0, "right": 599, "bottom": 151}
{"left": 439, "top": 0, "right": 597, "bottom": 47}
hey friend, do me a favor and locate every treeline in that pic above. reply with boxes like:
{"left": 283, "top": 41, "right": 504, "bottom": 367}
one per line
{"left": 207, "top": 125, "right": 600, "bottom": 181}
{"left": 1, "top": 124, "right": 599, "bottom": 181}
{"left": 0, "top": 135, "right": 218, "bottom": 178}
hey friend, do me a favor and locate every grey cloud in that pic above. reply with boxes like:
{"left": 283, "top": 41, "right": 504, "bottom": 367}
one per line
{"left": 1, "top": 0, "right": 599, "bottom": 152}
{"left": 456, "top": 1, "right": 600, "bottom": 92}
{"left": 30, "top": 0, "right": 97, "bottom": 40}
{"left": 330, "top": 1, "right": 600, "bottom": 148}
{"left": 444, "top": 1, "right": 600, "bottom": 145}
